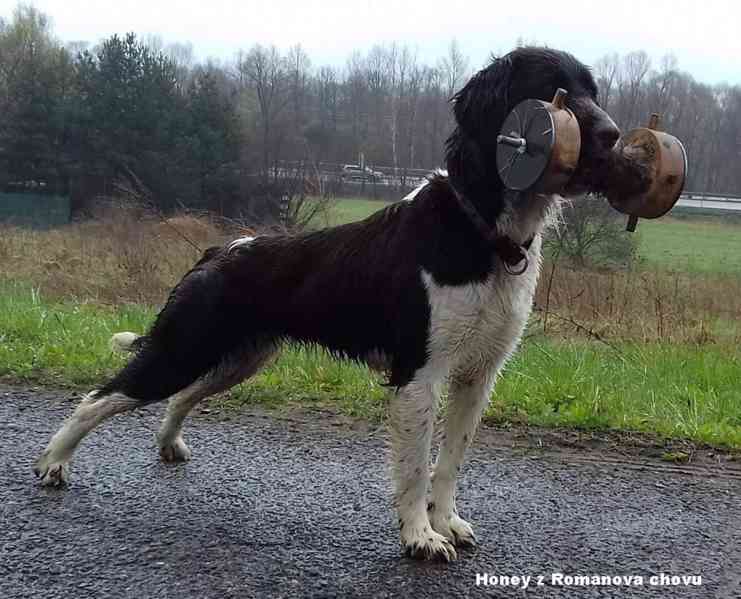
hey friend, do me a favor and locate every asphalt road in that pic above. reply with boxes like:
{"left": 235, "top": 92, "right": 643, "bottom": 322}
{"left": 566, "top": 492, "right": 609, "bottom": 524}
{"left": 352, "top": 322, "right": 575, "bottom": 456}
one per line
{"left": 1, "top": 387, "right": 740, "bottom": 599}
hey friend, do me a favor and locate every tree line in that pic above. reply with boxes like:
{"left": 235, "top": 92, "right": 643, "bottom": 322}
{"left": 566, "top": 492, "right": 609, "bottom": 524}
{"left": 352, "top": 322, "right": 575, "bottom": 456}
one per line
{"left": 1, "top": 4, "right": 739, "bottom": 220}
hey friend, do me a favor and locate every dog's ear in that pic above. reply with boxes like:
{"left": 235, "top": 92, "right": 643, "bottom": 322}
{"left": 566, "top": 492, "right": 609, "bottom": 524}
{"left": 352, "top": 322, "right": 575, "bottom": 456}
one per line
{"left": 451, "top": 56, "right": 513, "bottom": 135}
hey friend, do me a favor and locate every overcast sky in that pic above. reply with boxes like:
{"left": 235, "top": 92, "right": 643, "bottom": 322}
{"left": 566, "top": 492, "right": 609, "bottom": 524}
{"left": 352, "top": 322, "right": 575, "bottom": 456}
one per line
{"left": 3, "top": 0, "right": 739, "bottom": 85}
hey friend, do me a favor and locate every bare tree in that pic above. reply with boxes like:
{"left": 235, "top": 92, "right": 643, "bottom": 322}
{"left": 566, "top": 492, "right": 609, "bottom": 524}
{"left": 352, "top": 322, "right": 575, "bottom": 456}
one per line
{"left": 405, "top": 63, "right": 425, "bottom": 170}
{"left": 616, "top": 51, "right": 651, "bottom": 127}
{"left": 344, "top": 50, "right": 368, "bottom": 163}
{"left": 439, "top": 39, "right": 469, "bottom": 98}
{"left": 594, "top": 53, "right": 620, "bottom": 111}
{"left": 312, "top": 65, "right": 339, "bottom": 162}
{"left": 653, "top": 54, "right": 678, "bottom": 115}
{"left": 366, "top": 44, "right": 391, "bottom": 163}
{"left": 166, "top": 41, "right": 195, "bottom": 93}
{"left": 237, "top": 44, "right": 289, "bottom": 177}
{"left": 420, "top": 66, "right": 448, "bottom": 168}
{"left": 286, "top": 44, "right": 311, "bottom": 135}
{"left": 388, "top": 44, "right": 414, "bottom": 173}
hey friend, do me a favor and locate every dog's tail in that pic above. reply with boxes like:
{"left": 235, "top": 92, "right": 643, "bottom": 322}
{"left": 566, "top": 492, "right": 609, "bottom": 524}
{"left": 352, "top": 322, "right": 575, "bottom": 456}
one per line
{"left": 97, "top": 254, "right": 249, "bottom": 404}
{"left": 109, "top": 332, "right": 147, "bottom": 353}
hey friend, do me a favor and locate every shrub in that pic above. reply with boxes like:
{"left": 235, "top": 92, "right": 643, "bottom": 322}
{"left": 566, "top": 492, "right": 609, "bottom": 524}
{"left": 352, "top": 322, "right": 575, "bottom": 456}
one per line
{"left": 545, "top": 194, "right": 638, "bottom": 268}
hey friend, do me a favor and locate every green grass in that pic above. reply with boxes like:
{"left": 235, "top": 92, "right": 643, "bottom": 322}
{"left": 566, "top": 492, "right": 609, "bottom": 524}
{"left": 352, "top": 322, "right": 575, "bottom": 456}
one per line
{"left": 637, "top": 217, "right": 741, "bottom": 274}
{"left": 323, "top": 198, "right": 741, "bottom": 275}
{"left": 0, "top": 288, "right": 152, "bottom": 386}
{"left": 2, "top": 282, "right": 739, "bottom": 448}
{"left": 322, "top": 197, "right": 390, "bottom": 226}
{"left": 491, "top": 341, "right": 741, "bottom": 448}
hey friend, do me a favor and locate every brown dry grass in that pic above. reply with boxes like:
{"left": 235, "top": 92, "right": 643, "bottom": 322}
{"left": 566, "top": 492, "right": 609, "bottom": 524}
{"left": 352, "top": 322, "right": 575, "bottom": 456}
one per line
{"left": 535, "top": 261, "right": 741, "bottom": 344}
{"left": 1, "top": 204, "right": 739, "bottom": 344}
{"left": 0, "top": 205, "right": 230, "bottom": 305}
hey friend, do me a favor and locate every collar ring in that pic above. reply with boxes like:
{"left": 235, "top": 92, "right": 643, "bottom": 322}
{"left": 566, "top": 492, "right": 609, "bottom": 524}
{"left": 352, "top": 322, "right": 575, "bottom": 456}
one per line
{"left": 503, "top": 255, "right": 529, "bottom": 276}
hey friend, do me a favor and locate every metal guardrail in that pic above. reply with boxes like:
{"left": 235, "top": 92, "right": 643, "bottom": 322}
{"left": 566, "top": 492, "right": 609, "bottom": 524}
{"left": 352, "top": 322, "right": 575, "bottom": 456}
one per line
{"left": 680, "top": 191, "right": 741, "bottom": 201}
{"left": 676, "top": 191, "right": 741, "bottom": 212}
{"left": 275, "top": 161, "right": 741, "bottom": 209}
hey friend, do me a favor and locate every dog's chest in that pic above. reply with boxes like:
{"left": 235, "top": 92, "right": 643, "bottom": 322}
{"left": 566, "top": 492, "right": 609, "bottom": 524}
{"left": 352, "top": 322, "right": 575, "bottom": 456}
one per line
{"left": 422, "top": 258, "right": 539, "bottom": 369}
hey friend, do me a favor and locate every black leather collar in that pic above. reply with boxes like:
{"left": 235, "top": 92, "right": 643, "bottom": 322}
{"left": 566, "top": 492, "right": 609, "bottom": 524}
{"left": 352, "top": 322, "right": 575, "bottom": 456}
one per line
{"left": 449, "top": 183, "right": 534, "bottom": 276}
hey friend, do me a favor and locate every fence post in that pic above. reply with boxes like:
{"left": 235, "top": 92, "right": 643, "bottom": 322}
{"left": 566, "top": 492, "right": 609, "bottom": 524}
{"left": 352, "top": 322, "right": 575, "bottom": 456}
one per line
{"left": 280, "top": 194, "right": 289, "bottom": 227}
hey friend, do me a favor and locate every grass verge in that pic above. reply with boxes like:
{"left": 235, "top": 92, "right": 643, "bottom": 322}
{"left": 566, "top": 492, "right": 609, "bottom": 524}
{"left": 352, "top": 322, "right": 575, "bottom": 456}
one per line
{"left": 2, "top": 283, "right": 739, "bottom": 448}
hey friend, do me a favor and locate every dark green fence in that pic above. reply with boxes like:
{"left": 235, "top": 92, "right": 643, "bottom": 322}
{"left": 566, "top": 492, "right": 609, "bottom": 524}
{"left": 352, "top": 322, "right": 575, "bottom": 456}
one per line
{"left": 0, "top": 193, "right": 71, "bottom": 228}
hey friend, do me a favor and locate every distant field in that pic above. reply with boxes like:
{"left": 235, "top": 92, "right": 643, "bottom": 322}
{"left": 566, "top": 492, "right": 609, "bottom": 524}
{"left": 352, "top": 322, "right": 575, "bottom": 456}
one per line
{"left": 324, "top": 198, "right": 741, "bottom": 275}
{"left": 637, "top": 216, "right": 741, "bottom": 274}
{"left": 321, "top": 197, "right": 390, "bottom": 226}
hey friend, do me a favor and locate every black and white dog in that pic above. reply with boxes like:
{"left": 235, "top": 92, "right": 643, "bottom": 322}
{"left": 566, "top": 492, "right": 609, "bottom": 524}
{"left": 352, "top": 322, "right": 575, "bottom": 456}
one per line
{"left": 34, "top": 47, "right": 620, "bottom": 561}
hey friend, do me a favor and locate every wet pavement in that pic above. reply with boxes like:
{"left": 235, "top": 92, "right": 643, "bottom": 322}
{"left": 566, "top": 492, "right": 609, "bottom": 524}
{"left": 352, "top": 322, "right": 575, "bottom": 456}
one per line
{"left": 1, "top": 387, "right": 739, "bottom": 598}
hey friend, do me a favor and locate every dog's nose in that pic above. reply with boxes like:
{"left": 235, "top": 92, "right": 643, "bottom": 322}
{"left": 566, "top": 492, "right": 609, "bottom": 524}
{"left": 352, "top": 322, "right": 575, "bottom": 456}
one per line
{"left": 595, "top": 120, "right": 620, "bottom": 150}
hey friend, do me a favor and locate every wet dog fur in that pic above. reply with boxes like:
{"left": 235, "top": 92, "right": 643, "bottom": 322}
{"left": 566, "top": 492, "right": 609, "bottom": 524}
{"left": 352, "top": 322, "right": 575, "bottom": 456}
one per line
{"left": 34, "top": 47, "right": 620, "bottom": 561}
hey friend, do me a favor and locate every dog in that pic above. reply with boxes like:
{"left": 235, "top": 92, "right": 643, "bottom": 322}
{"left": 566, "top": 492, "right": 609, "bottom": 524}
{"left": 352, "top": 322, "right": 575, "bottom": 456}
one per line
{"left": 33, "top": 47, "right": 620, "bottom": 561}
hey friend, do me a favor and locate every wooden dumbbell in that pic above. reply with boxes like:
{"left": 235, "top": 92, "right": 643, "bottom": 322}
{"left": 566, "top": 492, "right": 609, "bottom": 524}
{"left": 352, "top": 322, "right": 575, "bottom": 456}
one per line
{"left": 496, "top": 88, "right": 581, "bottom": 193}
{"left": 605, "top": 114, "right": 687, "bottom": 231}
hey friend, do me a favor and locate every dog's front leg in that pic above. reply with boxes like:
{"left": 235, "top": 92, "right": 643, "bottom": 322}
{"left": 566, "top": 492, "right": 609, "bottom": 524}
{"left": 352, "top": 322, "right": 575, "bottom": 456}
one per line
{"left": 390, "top": 377, "right": 456, "bottom": 561}
{"left": 429, "top": 372, "right": 494, "bottom": 548}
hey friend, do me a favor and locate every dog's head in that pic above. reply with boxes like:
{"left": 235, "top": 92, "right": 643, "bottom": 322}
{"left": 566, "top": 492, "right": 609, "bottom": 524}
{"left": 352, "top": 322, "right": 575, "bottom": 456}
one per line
{"left": 446, "top": 47, "right": 619, "bottom": 201}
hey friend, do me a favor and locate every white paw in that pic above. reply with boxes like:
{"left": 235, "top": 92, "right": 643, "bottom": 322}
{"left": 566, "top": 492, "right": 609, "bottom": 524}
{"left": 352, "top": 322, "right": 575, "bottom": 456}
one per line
{"left": 33, "top": 450, "right": 71, "bottom": 487}
{"left": 159, "top": 436, "right": 192, "bottom": 462}
{"left": 400, "top": 522, "right": 458, "bottom": 561}
{"left": 430, "top": 511, "right": 477, "bottom": 548}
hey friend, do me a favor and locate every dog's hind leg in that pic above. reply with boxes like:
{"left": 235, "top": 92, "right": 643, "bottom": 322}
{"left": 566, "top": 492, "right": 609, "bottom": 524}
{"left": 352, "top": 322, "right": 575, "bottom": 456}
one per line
{"left": 156, "top": 381, "right": 211, "bottom": 463}
{"left": 390, "top": 369, "right": 457, "bottom": 562}
{"left": 33, "top": 390, "right": 142, "bottom": 486}
{"left": 32, "top": 338, "right": 260, "bottom": 486}
{"left": 157, "top": 342, "right": 278, "bottom": 462}
{"left": 429, "top": 370, "right": 494, "bottom": 548}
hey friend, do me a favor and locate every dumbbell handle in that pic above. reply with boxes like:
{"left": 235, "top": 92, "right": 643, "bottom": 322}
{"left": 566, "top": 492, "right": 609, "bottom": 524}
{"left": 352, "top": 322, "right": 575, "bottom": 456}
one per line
{"left": 497, "top": 135, "right": 527, "bottom": 150}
